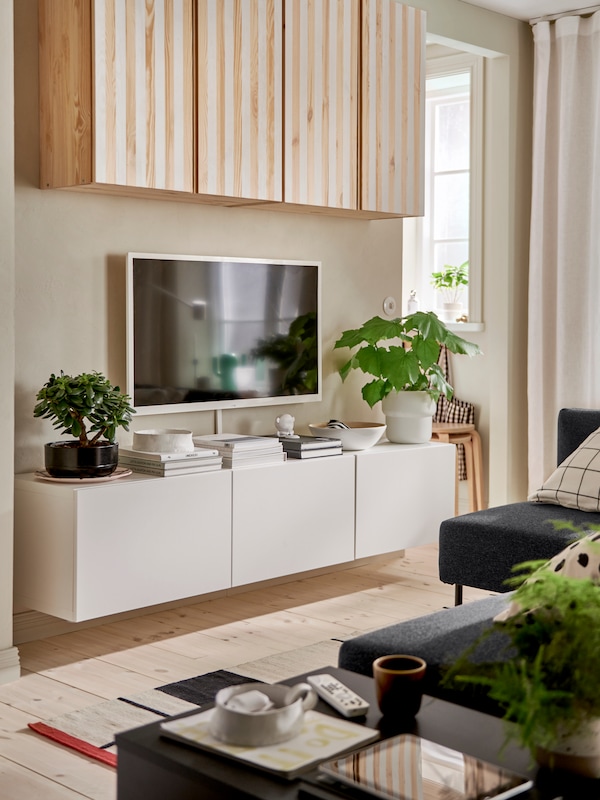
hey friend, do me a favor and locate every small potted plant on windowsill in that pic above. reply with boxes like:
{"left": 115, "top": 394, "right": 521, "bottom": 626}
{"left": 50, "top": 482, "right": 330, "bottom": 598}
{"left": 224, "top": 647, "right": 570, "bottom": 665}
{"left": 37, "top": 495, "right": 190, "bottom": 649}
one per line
{"left": 34, "top": 370, "right": 135, "bottom": 478}
{"left": 334, "top": 311, "right": 480, "bottom": 443}
{"left": 430, "top": 260, "right": 469, "bottom": 322}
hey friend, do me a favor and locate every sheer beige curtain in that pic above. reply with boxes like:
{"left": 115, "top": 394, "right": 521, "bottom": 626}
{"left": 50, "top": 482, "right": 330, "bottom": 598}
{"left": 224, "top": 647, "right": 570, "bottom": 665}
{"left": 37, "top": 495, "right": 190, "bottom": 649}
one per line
{"left": 528, "top": 11, "right": 600, "bottom": 491}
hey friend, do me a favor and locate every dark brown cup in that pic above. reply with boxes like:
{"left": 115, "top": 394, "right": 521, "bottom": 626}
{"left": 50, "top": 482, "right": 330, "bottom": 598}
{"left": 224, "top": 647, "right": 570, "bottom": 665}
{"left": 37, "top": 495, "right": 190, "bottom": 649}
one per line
{"left": 372, "top": 654, "right": 427, "bottom": 718}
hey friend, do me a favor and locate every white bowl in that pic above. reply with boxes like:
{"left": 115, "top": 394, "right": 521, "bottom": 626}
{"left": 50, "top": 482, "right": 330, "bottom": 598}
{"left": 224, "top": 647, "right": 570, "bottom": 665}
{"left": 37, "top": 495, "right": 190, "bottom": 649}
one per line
{"left": 308, "top": 422, "right": 386, "bottom": 451}
{"left": 132, "top": 429, "right": 194, "bottom": 453}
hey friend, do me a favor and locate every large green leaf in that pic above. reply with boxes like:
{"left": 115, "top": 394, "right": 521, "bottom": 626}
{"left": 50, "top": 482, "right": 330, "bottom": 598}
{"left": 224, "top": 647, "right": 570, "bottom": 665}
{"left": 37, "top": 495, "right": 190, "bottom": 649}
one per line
{"left": 334, "top": 311, "right": 481, "bottom": 405}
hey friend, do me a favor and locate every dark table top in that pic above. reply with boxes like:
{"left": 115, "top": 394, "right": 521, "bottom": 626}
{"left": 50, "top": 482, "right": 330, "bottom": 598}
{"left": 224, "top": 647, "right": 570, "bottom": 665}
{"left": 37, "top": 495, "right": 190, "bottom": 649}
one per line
{"left": 115, "top": 666, "right": 597, "bottom": 800}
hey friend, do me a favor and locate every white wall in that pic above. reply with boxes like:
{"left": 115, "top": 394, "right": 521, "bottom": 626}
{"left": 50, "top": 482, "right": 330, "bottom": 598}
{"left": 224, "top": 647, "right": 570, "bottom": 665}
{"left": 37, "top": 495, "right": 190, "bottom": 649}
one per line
{"left": 7, "top": 0, "right": 533, "bottom": 663}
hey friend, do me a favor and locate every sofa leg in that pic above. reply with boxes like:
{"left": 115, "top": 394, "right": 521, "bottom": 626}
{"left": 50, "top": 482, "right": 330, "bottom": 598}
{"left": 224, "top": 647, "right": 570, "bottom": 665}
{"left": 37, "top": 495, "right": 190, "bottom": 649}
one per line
{"left": 454, "top": 585, "right": 463, "bottom": 606}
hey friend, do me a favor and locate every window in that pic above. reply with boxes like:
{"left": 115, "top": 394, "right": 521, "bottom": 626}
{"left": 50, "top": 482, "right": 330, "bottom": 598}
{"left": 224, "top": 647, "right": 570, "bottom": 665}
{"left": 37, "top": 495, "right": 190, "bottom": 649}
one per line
{"left": 403, "top": 52, "right": 483, "bottom": 327}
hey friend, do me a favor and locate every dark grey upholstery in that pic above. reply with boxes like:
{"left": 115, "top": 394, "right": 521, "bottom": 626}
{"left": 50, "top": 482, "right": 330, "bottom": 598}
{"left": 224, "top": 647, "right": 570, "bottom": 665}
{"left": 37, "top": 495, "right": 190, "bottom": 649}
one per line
{"left": 338, "top": 594, "right": 512, "bottom": 715}
{"left": 439, "top": 408, "right": 600, "bottom": 601}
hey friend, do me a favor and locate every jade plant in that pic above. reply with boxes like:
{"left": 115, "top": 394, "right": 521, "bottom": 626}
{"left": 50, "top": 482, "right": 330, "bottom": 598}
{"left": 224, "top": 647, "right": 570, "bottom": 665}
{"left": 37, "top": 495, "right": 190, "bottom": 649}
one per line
{"left": 334, "top": 311, "right": 481, "bottom": 407}
{"left": 33, "top": 371, "right": 135, "bottom": 446}
{"left": 444, "top": 539, "right": 600, "bottom": 758}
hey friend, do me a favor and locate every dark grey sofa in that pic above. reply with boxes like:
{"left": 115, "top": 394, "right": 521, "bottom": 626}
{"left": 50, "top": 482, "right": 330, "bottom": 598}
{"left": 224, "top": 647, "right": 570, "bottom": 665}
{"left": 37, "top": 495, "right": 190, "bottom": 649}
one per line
{"left": 338, "top": 593, "right": 512, "bottom": 714}
{"left": 338, "top": 408, "right": 600, "bottom": 714}
{"left": 439, "top": 408, "right": 600, "bottom": 604}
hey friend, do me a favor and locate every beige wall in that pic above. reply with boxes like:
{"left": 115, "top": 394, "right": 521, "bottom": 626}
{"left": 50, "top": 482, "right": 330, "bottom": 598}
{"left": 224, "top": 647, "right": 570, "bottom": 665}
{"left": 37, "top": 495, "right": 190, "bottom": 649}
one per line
{"left": 412, "top": 0, "right": 533, "bottom": 506}
{"left": 15, "top": 0, "right": 404, "bottom": 474}
{"left": 5, "top": 0, "right": 533, "bottom": 668}
{"left": 1, "top": 1, "right": 19, "bottom": 682}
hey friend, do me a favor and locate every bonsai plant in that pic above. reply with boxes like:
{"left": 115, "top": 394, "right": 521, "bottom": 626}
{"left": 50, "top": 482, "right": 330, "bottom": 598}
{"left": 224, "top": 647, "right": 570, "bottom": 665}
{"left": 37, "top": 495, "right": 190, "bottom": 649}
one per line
{"left": 34, "top": 370, "right": 135, "bottom": 478}
{"left": 334, "top": 311, "right": 480, "bottom": 443}
{"left": 445, "top": 536, "right": 600, "bottom": 776}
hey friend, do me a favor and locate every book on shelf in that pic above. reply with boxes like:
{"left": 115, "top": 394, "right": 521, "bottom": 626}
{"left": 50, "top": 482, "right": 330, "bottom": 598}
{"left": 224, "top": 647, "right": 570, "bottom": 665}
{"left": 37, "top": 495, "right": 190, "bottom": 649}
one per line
{"left": 118, "top": 451, "right": 220, "bottom": 470}
{"left": 285, "top": 448, "right": 342, "bottom": 459}
{"left": 119, "top": 459, "right": 222, "bottom": 477}
{"left": 279, "top": 435, "right": 342, "bottom": 451}
{"left": 193, "top": 433, "right": 283, "bottom": 452}
{"left": 160, "top": 707, "right": 379, "bottom": 779}
{"left": 222, "top": 445, "right": 284, "bottom": 461}
{"left": 221, "top": 452, "right": 287, "bottom": 469}
{"left": 118, "top": 447, "right": 220, "bottom": 462}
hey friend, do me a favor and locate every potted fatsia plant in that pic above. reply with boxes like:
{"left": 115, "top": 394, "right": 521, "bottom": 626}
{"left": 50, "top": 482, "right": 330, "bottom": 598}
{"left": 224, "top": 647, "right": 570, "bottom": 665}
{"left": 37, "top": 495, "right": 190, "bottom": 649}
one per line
{"left": 34, "top": 370, "right": 135, "bottom": 478}
{"left": 446, "top": 534, "right": 600, "bottom": 778}
{"left": 334, "top": 311, "right": 480, "bottom": 443}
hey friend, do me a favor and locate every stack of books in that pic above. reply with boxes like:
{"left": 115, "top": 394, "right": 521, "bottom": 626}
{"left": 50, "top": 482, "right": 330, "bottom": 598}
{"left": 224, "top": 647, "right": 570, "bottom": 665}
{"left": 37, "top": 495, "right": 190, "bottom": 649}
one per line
{"left": 193, "top": 433, "right": 286, "bottom": 469}
{"left": 118, "top": 447, "right": 222, "bottom": 477}
{"left": 279, "top": 435, "right": 343, "bottom": 459}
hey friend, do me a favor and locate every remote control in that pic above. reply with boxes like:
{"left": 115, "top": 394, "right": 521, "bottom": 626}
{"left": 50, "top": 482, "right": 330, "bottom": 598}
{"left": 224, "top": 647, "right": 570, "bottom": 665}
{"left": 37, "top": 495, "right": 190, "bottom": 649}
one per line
{"left": 307, "top": 673, "right": 370, "bottom": 717}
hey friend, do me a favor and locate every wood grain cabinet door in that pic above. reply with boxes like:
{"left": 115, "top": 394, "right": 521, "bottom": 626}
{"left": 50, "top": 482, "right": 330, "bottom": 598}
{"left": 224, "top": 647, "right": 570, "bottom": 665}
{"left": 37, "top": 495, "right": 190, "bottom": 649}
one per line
{"left": 360, "top": 0, "right": 425, "bottom": 216}
{"left": 196, "top": 0, "right": 283, "bottom": 201}
{"left": 39, "top": 0, "right": 195, "bottom": 192}
{"left": 93, "top": 0, "right": 195, "bottom": 191}
{"left": 284, "top": 0, "right": 359, "bottom": 210}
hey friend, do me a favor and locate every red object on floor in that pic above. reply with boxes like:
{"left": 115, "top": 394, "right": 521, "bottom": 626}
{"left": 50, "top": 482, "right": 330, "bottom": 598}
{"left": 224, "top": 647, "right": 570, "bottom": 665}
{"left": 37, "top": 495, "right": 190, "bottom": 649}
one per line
{"left": 28, "top": 721, "right": 117, "bottom": 768}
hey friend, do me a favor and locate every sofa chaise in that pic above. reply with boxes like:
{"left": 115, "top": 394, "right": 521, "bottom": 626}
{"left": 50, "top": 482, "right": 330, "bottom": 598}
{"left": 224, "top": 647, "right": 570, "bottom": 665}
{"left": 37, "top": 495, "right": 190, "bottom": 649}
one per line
{"left": 439, "top": 407, "right": 600, "bottom": 604}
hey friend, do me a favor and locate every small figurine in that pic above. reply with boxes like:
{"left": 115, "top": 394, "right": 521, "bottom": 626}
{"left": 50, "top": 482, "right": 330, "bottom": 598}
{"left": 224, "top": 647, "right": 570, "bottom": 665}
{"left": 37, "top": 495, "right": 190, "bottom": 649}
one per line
{"left": 275, "top": 413, "right": 297, "bottom": 437}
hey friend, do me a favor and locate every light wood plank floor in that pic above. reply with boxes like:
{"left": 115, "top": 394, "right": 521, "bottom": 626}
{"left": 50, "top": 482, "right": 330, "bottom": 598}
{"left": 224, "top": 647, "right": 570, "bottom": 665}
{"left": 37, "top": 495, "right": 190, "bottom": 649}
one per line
{"left": 0, "top": 543, "right": 491, "bottom": 799}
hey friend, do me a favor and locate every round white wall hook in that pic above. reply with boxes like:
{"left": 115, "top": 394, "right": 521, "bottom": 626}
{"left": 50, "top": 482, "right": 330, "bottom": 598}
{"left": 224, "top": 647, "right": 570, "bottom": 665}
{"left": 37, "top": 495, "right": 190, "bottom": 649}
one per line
{"left": 383, "top": 296, "right": 397, "bottom": 316}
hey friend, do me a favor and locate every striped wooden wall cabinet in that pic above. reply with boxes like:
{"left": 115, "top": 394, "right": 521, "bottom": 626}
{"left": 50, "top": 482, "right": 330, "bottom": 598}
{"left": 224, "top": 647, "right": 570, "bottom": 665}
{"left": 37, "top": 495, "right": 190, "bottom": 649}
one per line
{"left": 284, "top": 0, "right": 359, "bottom": 210}
{"left": 39, "top": 0, "right": 194, "bottom": 193}
{"left": 39, "top": 0, "right": 425, "bottom": 218}
{"left": 197, "top": 0, "right": 283, "bottom": 202}
{"left": 361, "top": 0, "right": 426, "bottom": 216}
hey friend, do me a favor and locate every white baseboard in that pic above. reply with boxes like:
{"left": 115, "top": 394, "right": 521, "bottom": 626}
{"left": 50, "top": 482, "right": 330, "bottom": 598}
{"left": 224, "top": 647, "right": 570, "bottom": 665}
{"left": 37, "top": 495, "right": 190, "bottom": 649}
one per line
{"left": 0, "top": 646, "right": 20, "bottom": 684}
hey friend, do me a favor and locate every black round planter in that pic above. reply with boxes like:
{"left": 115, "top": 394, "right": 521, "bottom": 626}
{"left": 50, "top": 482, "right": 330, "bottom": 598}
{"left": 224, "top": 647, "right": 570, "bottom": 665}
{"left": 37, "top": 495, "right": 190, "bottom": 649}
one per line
{"left": 44, "top": 441, "right": 119, "bottom": 479}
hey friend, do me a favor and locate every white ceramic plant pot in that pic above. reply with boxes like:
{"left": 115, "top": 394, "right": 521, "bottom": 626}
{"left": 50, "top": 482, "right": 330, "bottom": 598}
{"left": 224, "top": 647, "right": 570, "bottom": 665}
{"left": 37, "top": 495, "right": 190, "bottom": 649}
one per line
{"left": 442, "top": 302, "right": 463, "bottom": 323}
{"left": 381, "top": 391, "right": 436, "bottom": 444}
{"left": 535, "top": 718, "right": 600, "bottom": 779}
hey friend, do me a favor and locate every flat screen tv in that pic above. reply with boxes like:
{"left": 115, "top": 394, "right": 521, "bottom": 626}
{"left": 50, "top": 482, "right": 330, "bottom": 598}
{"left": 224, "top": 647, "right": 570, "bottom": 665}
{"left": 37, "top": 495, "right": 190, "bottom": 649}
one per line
{"left": 126, "top": 253, "right": 322, "bottom": 414}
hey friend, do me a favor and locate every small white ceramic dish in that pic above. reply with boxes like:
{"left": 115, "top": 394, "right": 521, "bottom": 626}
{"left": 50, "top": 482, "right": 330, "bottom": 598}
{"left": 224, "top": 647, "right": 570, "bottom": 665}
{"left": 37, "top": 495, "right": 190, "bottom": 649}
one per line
{"left": 132, "top": 429, "right": 194, "bottom": 453}
{"left": 308, "top": 422, "right": 386, "bottom": 451}
{"left": 209, "top": 682, "right": 317, "bottom": 746}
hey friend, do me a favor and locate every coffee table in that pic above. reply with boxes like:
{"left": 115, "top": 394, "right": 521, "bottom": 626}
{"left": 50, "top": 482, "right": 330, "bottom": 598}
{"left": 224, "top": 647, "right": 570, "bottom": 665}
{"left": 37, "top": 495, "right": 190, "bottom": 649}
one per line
{"left": 114, "top": 666, "right": 588, "bottom": 800}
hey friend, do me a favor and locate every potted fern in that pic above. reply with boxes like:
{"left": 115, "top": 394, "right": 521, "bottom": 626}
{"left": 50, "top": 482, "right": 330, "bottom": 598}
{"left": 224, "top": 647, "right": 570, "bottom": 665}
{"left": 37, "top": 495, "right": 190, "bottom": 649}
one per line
{"left": 446, "top": 537, "right": 600, "bottom": 778}
{"left": 34, "top": 371, "right": 135, "bottom": 478}
{"left": 334, "top": 311, "right": 480, "bottom": 443}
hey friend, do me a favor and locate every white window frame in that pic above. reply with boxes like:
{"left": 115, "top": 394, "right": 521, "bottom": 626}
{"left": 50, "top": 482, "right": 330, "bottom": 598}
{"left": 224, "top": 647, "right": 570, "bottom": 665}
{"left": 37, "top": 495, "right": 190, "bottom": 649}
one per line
{"left": 403, "top": 52, "right": 484, "bottom": 328}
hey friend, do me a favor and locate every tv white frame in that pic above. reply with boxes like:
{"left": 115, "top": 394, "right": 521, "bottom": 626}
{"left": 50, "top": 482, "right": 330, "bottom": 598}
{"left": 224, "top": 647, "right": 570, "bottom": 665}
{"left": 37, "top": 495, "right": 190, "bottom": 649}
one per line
{"left": 126, "top": 252, "right": 323, "bottom": 416}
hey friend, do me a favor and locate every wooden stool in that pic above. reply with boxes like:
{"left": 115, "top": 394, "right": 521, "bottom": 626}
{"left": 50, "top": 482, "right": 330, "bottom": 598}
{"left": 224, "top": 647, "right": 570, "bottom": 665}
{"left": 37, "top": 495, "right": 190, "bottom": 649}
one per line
{"left": 431, "top": 422, "right": 484, "bottom": 514}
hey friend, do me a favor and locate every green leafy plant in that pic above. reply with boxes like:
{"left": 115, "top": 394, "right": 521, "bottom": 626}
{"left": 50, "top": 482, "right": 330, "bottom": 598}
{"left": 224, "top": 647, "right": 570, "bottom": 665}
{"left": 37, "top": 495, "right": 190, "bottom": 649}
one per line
{"left": 431, "top": 261, "right": 469, "bottom": 304}
{"left": 445, "top": 544, "right": 600, "bottom": 758}
{"left": 334, "top": 311, "right": 481, "bottom": 407}
{"left": 33, "top": 371, "right": 135, "bottom": 445}
{"left": 251, "top": 311, "right": 318, "bottom": 395}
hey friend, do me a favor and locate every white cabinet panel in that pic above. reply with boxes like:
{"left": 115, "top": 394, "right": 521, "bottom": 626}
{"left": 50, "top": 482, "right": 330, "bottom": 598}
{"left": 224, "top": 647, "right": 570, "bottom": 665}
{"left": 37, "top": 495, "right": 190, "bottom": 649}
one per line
{"left": 14, "top": 441, "right": 454, "bottom": 623}
{"left": 14, "top": 472, "right": 232, "bottom": 622}
{"left": 231, "top": 456, "right": 355, "bottom": 586}
{"left": 355, "top": 442, "right": 454, "bottom": 558}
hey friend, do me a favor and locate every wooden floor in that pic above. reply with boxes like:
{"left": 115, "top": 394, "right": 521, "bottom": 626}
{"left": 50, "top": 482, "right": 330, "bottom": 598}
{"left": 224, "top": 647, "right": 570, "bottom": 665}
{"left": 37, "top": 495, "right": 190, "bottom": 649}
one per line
{"left": 0, "top": 542, "right": 491, "bottom": 799}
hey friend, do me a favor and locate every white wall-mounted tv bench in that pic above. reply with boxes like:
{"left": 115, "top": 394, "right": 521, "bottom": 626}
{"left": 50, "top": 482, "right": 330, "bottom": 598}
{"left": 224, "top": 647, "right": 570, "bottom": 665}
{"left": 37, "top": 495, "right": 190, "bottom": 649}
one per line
{"left": 14, "top": 441, "right": 455, "bottom": 623}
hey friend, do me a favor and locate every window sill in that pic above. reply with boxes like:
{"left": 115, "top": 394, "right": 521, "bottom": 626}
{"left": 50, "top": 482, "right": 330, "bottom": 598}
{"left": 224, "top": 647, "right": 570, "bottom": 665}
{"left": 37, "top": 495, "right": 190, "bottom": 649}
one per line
{"left": 446, "top": 322, "right": 485, "bottom": 333}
